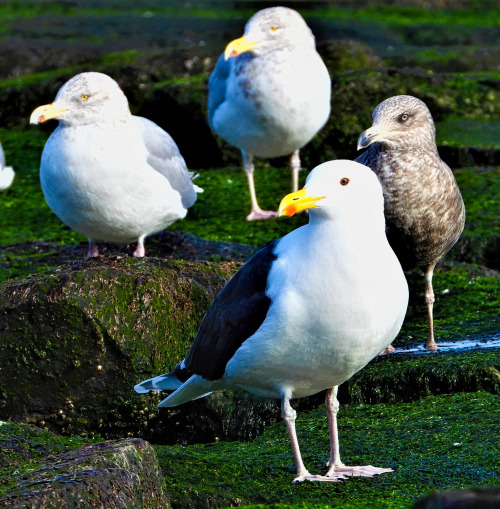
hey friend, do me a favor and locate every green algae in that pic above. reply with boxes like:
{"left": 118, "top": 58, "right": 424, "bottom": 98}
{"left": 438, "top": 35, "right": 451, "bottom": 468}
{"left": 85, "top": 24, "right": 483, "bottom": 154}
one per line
{"left": 154, "top": 392, "right": 500, "bottom": 508}
{"left": 343, "top": 350, "right": 499, "bottom": 405}
{"left": 397, "top": 265, "right": 500, "bottom": 346}
{"left": 0, "top": 421, "right": 95, "bottom": 497}
{"left": 437, "top": 118, "right": 500, "bottom": 149}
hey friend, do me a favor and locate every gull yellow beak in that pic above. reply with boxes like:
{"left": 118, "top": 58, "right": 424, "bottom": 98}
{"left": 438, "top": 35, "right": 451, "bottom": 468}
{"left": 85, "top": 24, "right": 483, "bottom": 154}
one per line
{"left": 30, "top": 103, "right": 68, "bottom": 124}
{"left": 224, "top": 35, "right": 258, "bottom": 59}
{"left": 278, "top": 188, "right": 325, "bottom": 217}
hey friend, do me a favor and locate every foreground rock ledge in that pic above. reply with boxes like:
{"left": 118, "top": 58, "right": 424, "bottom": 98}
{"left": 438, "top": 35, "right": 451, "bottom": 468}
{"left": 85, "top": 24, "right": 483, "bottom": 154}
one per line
{"left": 0, "top": 438, "right": 168, "bottom": 508}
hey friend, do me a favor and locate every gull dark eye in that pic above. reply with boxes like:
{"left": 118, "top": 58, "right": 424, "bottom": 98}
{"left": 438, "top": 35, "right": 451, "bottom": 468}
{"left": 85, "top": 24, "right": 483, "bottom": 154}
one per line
{"left": 340, "top": 178, "right": 350, "bottom": 186}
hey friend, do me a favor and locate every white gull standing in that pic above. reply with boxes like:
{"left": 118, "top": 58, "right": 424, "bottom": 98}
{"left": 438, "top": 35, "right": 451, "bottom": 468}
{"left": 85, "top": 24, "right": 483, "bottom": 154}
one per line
{"left": 135, "top": 160, "right": 409, "bottom": 483}
{"left": 30, "top": 72, "right": 202, "bottom": 257}
{"left": 0, "top": 142, "right": 15, "bottom": 191}
{"left": 208, "top": 6, "right": 331, "bottom": 220}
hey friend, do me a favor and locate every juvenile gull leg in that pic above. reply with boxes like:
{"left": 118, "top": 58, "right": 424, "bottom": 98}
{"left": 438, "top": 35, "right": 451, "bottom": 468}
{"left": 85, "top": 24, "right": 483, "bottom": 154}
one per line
{"left": 424, "top": 264, "right": 438, "bottom": 350}
{"left": 243, "top": 151, "right": 278, "bottom": 221}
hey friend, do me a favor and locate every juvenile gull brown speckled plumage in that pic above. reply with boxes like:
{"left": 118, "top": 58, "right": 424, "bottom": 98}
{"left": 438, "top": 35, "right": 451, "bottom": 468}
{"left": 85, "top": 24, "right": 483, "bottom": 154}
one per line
{"left": 356, "top": 95, "right": 465, "bottom": 350}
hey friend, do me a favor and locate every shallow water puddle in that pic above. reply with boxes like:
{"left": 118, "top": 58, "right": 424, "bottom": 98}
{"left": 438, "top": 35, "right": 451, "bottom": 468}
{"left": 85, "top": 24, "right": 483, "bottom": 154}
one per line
{"left": 392, "top": 334, "right": 500, "bottom": 355}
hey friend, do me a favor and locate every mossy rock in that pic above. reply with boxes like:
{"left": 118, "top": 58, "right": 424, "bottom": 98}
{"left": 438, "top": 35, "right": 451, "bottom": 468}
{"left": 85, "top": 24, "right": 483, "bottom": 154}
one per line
{"left": 317, "top": 39, "right": 385, "bottom": 74}
{"left": 0, "top": 430, "right": 167, "bottom": 508}
{"left": 0, "top": 256, "right": 241, "bottom": 442}
{"left": 0, "top": 253, "right": 313, "bottom": 445}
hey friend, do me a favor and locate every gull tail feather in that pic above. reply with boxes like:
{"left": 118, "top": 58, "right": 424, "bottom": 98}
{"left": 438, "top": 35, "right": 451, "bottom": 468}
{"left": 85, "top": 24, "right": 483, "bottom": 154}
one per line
{"left": 134, "top": 372, "right": 183, "bottom": 394}
{"left": 189, "top": 172, "right": 204, "bottom": 193}
{"left": 158, "top": 375, "right": 216, "bottom": 407}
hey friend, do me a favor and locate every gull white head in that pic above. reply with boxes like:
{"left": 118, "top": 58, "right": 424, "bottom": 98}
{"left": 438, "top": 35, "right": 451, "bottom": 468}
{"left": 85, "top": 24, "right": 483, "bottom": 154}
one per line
{"left": 279, "top": 159, "right": 385, "bottom": 225}
{"left": 30, "top": 72, "right": 131, "bottom": 127}
{"left": 224, "top": 6, "right": 315, "bottom": 60}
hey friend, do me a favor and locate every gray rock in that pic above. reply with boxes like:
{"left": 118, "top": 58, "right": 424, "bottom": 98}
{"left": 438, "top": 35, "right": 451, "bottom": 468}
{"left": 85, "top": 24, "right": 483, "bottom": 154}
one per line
{"left": 413, "top": 487, "right": 500, "bottom": 509}
{"left": 0, "top": 438, "right": 168, "bottom": 508}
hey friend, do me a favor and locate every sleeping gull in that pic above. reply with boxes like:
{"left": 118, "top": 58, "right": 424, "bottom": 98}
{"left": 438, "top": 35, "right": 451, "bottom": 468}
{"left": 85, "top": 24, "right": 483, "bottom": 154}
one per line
{"left": 30, "top": 72, "right": 202, "bottom": 257}
{"left": 0, "top": 142, "right": 15, "bottom": 191}
{"left": 135, "top": 160, "right": 408, "bottom": 482}
{"left": 356, "top": 95, "right": 465, "bottom": 350}
{"left": 208, "top": 6, "right": 331, "bottom": 220}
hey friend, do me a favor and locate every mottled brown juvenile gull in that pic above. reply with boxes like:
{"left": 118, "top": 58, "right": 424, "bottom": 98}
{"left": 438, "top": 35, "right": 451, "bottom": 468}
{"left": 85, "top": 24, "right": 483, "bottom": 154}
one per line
{"left": 208, "top": 6, "right": 331, "bottom": 220}
{"left": 0, "top": 142, "right": 15, "bottom": 191}
{"left": 30, "top": 72, "right": 202, "bottom": 258}
{"left": 356, "top": 95, "right": 465, "bottom": 350}
{"left": 135, "top": 160, "right": 408, "bottom": 482}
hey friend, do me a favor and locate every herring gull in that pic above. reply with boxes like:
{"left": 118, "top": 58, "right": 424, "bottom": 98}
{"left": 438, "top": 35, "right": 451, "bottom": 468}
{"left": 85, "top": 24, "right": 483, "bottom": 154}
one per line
{"left": 0, "top": 142, "right": 15, "bottom": 191}
{"left": 30, "top": 72, "right": 202, "bottom": 257}
{"left": 135, "top": 160, "right": 408, "bottom": 482}
{"left": 208, "top": 6, "right": 331, "bottom": 220}
{"left": 356, "top": 95, "right": 465, "bottom": 350}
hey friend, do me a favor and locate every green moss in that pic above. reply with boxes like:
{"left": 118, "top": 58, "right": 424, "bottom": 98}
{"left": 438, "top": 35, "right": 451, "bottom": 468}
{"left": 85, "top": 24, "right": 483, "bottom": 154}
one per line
{"left": 312, "top": 6, "right": 500, "bottom": 28}
{"left": 0, "top": 421, "right": 95, "bottom": 497}
{"left": 0, "top": 50, "right": 144, "bottom": 89}
{"left": 154, "top": 392, "right": 499, "bottom": 508}
{"left": 437, "top": 118, "right": 500, "bottom": 149}
{"left": 398, "top": 265, "right": 500, "bottom": 345}
{"left": 343, "top": 350, "right": 499, "bottom": 405}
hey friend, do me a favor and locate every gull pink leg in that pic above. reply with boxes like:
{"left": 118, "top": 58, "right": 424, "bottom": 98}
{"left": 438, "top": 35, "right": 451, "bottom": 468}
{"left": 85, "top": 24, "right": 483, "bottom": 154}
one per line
{"left": 282, "top": 395, "right": 343, "bottom": 483}
{"left": 324, "top": 386, "right": 393, "bottom": 479}
{"left": 87, "top": 239, "right": 99, "bottom": 258}
{"left": 290, "top": 149, "right": 301, "bottom": 193}
{"left": 133, "top": 237, "right": 146, "bottom": 258}
{"left": 243, "top": 151, "right": 278, "bottom": 221}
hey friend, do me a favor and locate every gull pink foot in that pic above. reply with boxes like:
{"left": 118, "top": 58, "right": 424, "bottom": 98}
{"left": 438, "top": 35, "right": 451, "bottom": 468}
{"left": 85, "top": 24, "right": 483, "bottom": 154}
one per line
{"left": 293, "top": 472, "right": 346, "bottom": 483}
{"left": 326, "top": 465, "right": 393, "bottom": 478}
{"left": 246, "top": 209, "right": 279, "bottom": 221}
{"left": 425, "top": 339, "right": 438, "bottom": 351}
{"left": 379, "top": 344, "right": 396, "bottom": 355}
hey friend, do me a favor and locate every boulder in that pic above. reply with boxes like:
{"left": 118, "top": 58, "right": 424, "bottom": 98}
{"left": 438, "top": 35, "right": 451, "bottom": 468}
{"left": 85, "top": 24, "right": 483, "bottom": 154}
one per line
{"left": 0, "top": 255, "right": 288, "bottom": 445}
{"left": 0, "top": 437, "right": 168, "bottom": 508}
{"left": 413, "top": 487, "right": 500, "bottom": 509}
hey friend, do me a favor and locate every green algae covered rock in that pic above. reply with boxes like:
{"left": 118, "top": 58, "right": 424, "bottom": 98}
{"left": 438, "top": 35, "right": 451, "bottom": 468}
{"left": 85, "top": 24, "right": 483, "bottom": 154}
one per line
{"left": 0, "top": 254, "right": 300, "bottom": 445}
{"left": 0, "top": 256, "right": 237, "bottom": 442}
{"left": 0, "top": 432, "right": 167, "bottom": 508}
